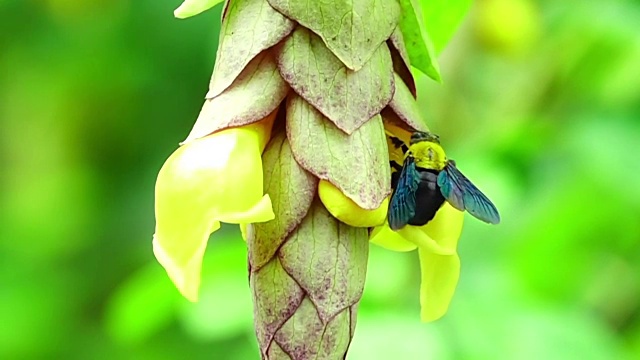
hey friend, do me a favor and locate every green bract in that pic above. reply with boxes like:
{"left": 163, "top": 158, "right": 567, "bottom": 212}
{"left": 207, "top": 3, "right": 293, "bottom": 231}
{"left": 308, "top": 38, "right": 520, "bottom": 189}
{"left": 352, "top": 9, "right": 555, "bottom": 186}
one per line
{"left": 267, "top": 0, "right": 400, "bottom": 70}
{"left": 278, "top": 27, "right": 395, "bottom": 134}
{"left": 286, "top": 95, "right": 390, "bottom": 210}
{"left": 186, "top": 52, "right": 288, "bottom": 142}
{"left": 389, "top": 73, "right": 430, "bottom": 132}
{"left": 249, "top": 133, "right": 318, "bottom": 270}
{"left": 208, "top": 0, "right": 295, "bottom": 98}
{"left": 251, "top": 202, "right": 368, "bottom": 358}
{"left": 389, "top": 27, "right": 418, "bottom": 96}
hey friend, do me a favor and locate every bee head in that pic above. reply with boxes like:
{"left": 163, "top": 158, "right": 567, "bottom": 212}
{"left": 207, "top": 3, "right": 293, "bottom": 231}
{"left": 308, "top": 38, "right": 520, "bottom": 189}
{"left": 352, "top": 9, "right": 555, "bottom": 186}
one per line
{"left": 407, "top": 131, "right": 447, "bottom": 170}
{"left": 410, "top": 131, "right": 440, "bottom": 145}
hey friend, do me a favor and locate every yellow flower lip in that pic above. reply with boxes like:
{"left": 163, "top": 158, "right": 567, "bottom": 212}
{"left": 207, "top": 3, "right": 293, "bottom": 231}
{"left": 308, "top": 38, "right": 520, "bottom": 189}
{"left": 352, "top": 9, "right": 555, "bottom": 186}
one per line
{"left": 152, "top": 222, "right": 219, "bottom": 302}
{"left": 421, "top": 202, "right": 464, "bottom": 251}
{"left": 369, "top": 201, "right": 465, "bottom": 322}
{"left": 419, "top": 249, "right": 460, "bottom": 322}
{"left": 370, "top": 221, "right": 417, "bottom": 252}
{"left": 153, "top": 115, "right": 275, "bottom": 301}
{"left": 370, "top": 202, "right": 462, "bottom": 255}
{"left": 370, "top": 221, "right": 455, "bottom": 254}
{"left": 318, "top": 180, "right": 388, "bottom": 227}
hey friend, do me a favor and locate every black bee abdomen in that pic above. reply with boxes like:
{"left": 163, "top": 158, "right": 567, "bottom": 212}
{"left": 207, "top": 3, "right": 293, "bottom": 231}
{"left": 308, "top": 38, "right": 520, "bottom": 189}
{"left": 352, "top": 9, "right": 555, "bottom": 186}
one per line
{"left": 407, "top": 168, "right": 445, "bottom": 226}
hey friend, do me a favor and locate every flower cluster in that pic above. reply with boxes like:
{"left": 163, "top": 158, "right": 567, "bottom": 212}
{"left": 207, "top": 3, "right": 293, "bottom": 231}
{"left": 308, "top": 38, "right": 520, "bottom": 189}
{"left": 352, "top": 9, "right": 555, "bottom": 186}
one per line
{"left": 154, "top": 0, "right": 464, "bottom": 358}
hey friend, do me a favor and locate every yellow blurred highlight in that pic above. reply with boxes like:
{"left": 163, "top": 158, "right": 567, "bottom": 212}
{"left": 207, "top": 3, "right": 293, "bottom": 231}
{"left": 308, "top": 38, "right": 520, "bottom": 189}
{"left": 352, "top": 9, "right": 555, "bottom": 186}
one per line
{"left": 474, "top": 0, "right": 541, "bottom": 55}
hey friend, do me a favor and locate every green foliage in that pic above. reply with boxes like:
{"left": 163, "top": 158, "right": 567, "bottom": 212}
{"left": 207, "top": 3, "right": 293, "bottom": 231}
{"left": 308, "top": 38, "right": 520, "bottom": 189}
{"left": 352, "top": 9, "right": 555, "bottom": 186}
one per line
{"left": 397, "top": 0, "right": 442, "bottom": 81}
{"left": 420, "top": 0, "right": 472, "bottom": 54}
{"left": 105, "top": 264, "right": 179, "bottom": 345}
{"left": 1, "top": 0, "right": 640, "bottom": 359}
{"left": 398, "top": 0, "right": 473, "bottom": 80}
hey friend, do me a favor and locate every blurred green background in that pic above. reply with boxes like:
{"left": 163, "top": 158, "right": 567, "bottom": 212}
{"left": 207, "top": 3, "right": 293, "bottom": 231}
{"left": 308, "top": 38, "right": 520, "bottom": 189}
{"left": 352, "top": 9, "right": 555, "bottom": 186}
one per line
{"left": 1, "top": 0, "right": 639, "bottom": 359}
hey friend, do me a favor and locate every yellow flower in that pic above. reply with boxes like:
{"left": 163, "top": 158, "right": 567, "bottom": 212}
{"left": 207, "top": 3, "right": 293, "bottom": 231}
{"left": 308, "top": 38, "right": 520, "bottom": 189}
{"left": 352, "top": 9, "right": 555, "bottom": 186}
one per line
{"left": 153, "top": 114, "right": 275, "bottom": 301}
{"left": 157, "top": 0, "right": 476, "bottom": 357}
{"left": 318, "top": 180, "right": 388, "bottom": 228}
{"left": 370, "top": 202, "right": 464, "bottom": 322}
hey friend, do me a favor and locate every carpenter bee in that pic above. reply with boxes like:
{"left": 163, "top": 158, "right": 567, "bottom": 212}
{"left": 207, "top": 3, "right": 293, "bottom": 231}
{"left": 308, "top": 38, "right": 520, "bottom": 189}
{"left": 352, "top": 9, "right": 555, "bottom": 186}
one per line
{"left": 388, "top": 131, "right": 500, "bottom": 230}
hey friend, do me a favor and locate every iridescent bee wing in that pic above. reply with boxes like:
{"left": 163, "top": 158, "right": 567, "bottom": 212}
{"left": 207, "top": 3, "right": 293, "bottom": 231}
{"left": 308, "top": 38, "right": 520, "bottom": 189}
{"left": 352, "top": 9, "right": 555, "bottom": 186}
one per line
{"left": 388, "top": 156, "right": 421, "bottom": 230}
{"left": 437, "top": 161, "right": 500, "bottom": 224}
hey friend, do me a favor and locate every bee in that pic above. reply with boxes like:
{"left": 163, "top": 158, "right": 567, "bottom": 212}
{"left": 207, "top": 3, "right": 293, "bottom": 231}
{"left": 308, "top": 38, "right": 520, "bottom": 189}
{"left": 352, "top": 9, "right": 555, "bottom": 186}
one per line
{"left": 388, "top": 131, "right": 500, "bottom": 230}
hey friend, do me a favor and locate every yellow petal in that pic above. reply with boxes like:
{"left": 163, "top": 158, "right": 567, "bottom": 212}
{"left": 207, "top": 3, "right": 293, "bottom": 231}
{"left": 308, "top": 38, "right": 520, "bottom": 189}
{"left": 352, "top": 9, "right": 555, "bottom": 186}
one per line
{"left": 153, "top": 118, "right": 275, "bottom": 301}
{"left": 423, "top": 202, "right": 464, "bottom": 252}
{"left": 418, "top": 248, "right": 461, "bottom": 322}
{"left": 215, "top": 194, "right": 273, "bottom": 224}
{"left": 318, "top": 180, "right": 388, "bottom": 227}
{"left": 395, "top": 226, "right": 456, "bottom": 255}
{"left": 151, "top": 221, "right": 220, "bottom": 302}
{"left": 369, "top": 203, "right": 464, "bottom": 255}
{"left": 174, "top": 0, "right": 224, "bottom": 19}
{"left": 369, "top": 222, "right": 417, "bottom": 252}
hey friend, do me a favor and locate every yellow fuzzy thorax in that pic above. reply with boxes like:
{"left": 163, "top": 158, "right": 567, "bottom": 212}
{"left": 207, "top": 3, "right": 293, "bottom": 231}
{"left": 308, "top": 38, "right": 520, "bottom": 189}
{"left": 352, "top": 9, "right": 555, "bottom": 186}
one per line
{"left": 407, "top": 141, "right": 447, "bottom": 171}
